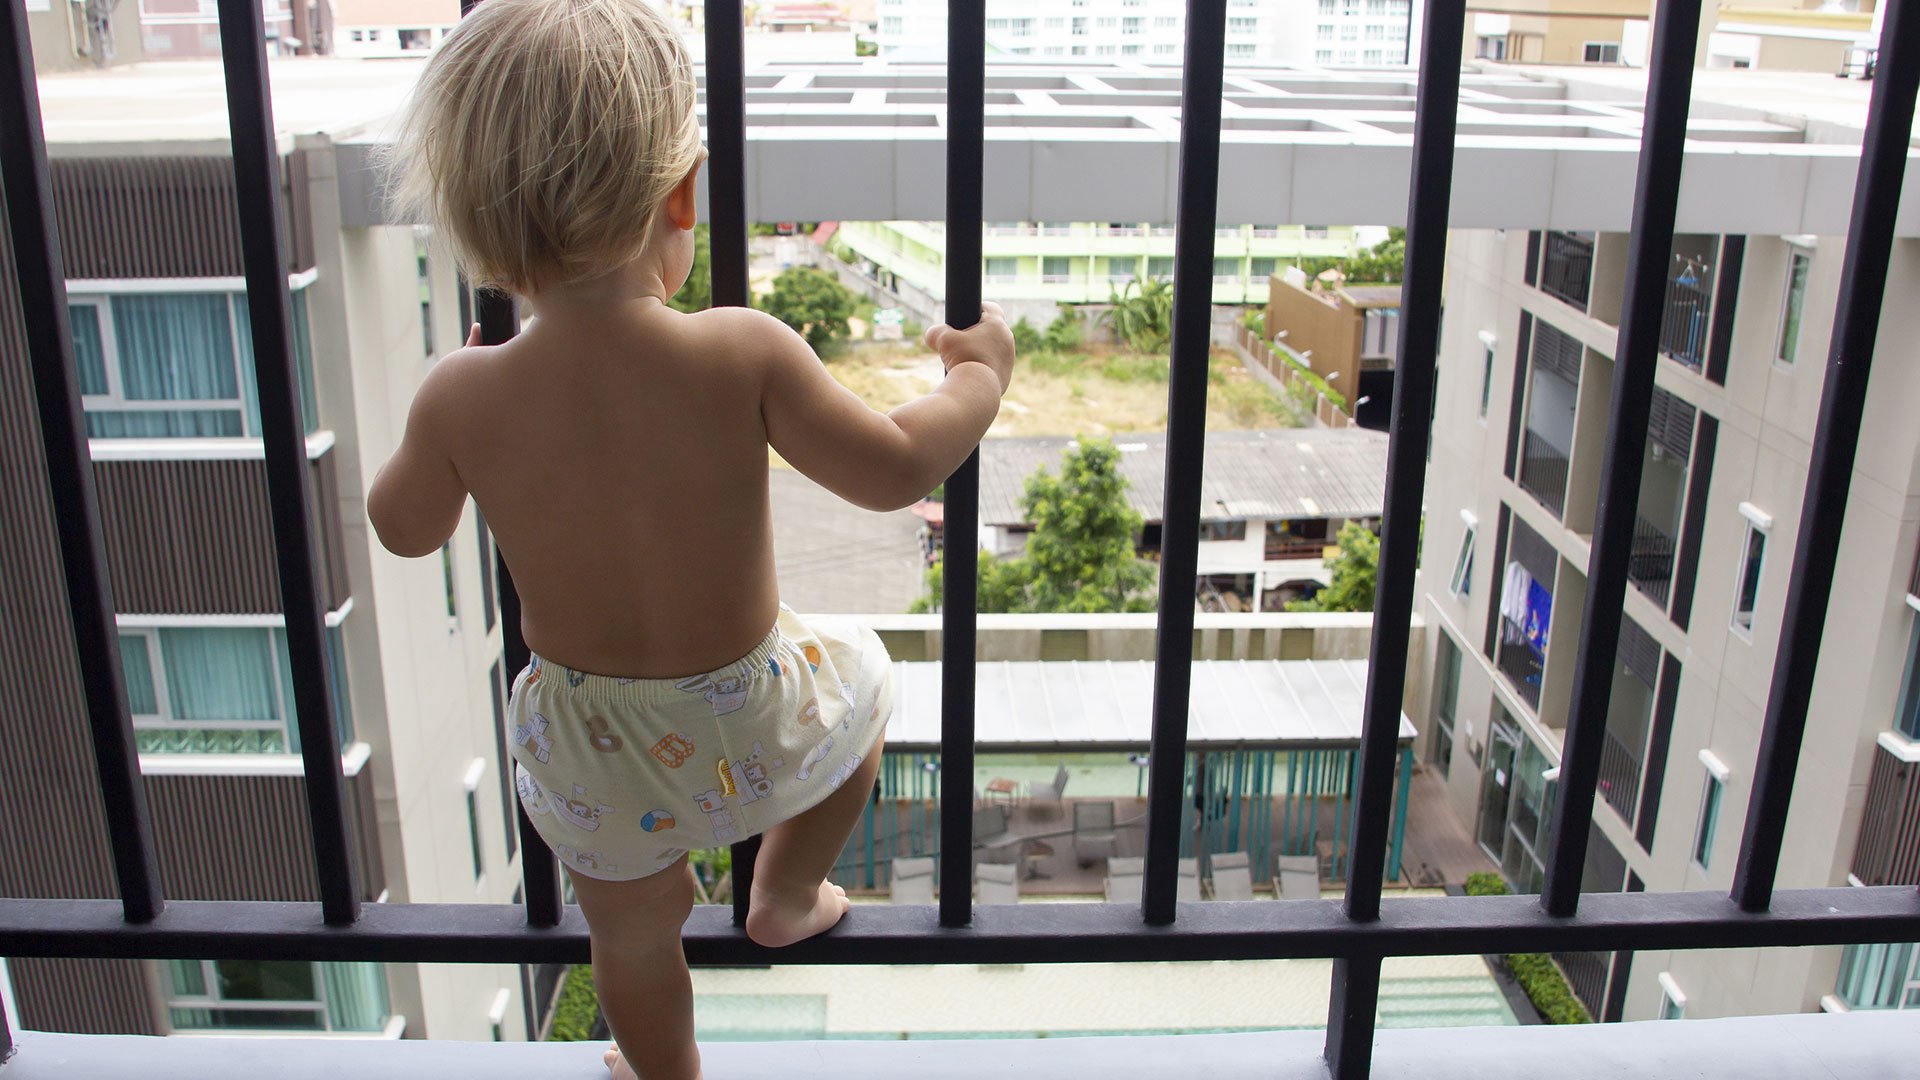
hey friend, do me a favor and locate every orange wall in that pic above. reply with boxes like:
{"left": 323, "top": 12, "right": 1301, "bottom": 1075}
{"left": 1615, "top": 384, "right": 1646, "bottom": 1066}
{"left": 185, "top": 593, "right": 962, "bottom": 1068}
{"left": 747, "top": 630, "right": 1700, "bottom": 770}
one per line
{"left": 1266, "top": 277, "right": 1365, "bottom": 393}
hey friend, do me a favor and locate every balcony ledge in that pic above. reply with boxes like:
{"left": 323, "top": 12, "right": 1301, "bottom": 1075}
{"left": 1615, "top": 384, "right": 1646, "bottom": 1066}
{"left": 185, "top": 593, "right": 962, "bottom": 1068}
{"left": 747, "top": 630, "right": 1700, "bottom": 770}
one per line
{"left": 4, "top": 1010, "right": 1915, "bottom": 1080}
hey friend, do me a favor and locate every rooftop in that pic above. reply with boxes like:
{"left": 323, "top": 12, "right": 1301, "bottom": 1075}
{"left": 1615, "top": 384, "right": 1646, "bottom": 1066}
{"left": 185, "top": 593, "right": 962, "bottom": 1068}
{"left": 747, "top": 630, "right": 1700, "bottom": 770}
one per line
{"left": 978, "top": 428, "right": 1390, "bottom": 527}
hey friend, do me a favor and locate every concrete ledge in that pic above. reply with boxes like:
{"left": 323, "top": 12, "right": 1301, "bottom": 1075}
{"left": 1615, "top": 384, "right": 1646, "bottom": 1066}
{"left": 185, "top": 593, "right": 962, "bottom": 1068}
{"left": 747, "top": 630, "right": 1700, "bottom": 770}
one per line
{"left": 6, "top": 1010, "right": 1919, "bottom": 1080}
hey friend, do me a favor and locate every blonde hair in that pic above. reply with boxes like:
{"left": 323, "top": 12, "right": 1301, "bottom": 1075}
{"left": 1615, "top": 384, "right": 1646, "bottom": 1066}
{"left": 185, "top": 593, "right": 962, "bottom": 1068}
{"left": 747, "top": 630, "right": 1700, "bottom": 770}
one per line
{"left": 384, "top": 0, "right": 703, "bottom": 293}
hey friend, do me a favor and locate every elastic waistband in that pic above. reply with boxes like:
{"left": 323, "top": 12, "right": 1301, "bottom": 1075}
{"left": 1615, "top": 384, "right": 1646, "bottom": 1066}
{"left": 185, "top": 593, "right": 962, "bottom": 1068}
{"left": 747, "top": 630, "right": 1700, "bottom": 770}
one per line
{"left": 523, "top": 622, "right": 783, "bottom": 707}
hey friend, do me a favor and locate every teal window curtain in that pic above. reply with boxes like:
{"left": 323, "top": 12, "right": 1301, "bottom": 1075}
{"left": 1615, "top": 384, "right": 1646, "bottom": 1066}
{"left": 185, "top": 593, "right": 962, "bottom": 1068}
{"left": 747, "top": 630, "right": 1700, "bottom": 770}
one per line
{"left": 118, "top": 634, "right": 157, "bottom": 715}
{"left": 69, "top": 304, "right": 109, "bottom": 395}
{"left": 320, "top": 963, "right": 391, "bottom": 1032}
{"left": 95, "top": 294, "right": 245, "bottom": 438}
{"left": 234, "top": 290, "right": 321, "bottom": 436}
{"left": 1835, "top": 941, "right": 1915, "bottom": 1010}
{"left": 142, "top": 627, "right": 289, "bottom": 754}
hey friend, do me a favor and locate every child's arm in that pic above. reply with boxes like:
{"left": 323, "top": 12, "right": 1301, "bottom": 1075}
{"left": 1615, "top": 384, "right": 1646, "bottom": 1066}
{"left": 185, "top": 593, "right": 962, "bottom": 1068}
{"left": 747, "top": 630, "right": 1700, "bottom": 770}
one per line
{"left": 758, "top": 303, "right": 1014, "bottom": 513}
{"left": 367, "top": 330, "right": 479, "bottom": 557}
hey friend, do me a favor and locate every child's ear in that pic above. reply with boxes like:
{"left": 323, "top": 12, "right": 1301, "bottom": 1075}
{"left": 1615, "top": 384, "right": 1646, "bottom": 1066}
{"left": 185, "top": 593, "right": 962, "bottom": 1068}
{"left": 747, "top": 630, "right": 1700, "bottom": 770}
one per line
{"left": 665, "top": 152, "right": 704, "bottom": 231}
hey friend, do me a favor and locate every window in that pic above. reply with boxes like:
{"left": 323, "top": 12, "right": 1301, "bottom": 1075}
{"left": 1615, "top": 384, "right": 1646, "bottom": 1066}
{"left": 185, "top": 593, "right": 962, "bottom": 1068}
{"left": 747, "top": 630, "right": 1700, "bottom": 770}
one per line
{"left": 442, "top": 542, "right": 460, "bottom": 623}
{"left": 984, "top": 257, "right": 1018, "bottom": 281}
{"left": 165, "top": 960, "right": 389, "bottom": 1033}
{"left": 1475, "top": 34, "right": 1506, "bottom": 60}
{"left": 1213, "top": 256, "right": 1240, "bottom": 282}
{"left": 1199, "top": 520, "right": 1248, "bottom": 542}
{"left": 1071, "top": 44, "right": 1087, "bottom": 55}
{"left": 488, "top": 988, "right": 512, "bottom": 1042}
{"left": 1123, "top": 16, "right": 1142, "bottom": 33}
{"left": 880, "top": 15, "right": 901, "bottom": 33}
{"left": 1012, "top": 18, "right": 1033, "bottom": 36}
{"left": 1072, "top": 17, "right": 1086, "bottom": 32}
{"left": 1478, "top": 335, "right": 1495, "bottom": 419}
{"left": 1250, "top": 257, "right": 1276, "bottom": 279}
{"left": 464, "top": 757, "right": 487, "bottom": 883}
{"left": 1148, "top": 256, "right": 1174, "bottom": 280}
{"left": 1731, "top": 509, "right": 1768, "bottom": 637}
{"left": 1431, "top": 634, "right": 1462, "bottom": 777}
{"left": 1316, "top": 48, "right": 1333, "bottom": 62}
{"left": 475, "top": 509, "right": 497, "bottom": 630}
{"left": 67, "top": 288, "right": 320, "bottom": 439}
{"left": 398, "top": 27, "right": 430, "bottom": 50}
{"left": 119, "top": 624, "right": 353, "bottom": 755}
{"left": 985, "top": 17, "right": 1009, "bottom": 28}
{"left": 349, "top": 28, "right": 363, "bottom": 41}
{"left": 415, "top": 230, "right": 435, "bottom": 358}
{"left": 1154, "top": 15, "right": 1177, "bottom": 27}
{"left": 1153, "top": 43, "right": 1174, "bottom": 55}
{"left": 1317, "top": 25, "right": 1333, "bottom": 40}
{"left": 1228, "top": 16, "right": 1257, "bottom": 33}
{"left": 1096, "top": 44, "right": 1116, "bottom": 55}
{"left": 1097, "top": 16, "right": 1116, "bottom": 28}
{"left": 1340, "top": 24, "right": 1358, "bottom": 39}
{"left": 1450, "top": 518, "right": 1476, "bottom": 598}
{"left": 1122, "top": 43, "right": 1141, "bottom": 54}
{"left": 1044, "top": 17, "right": 1064, "bottom": 28}
{"left": 489, "top": 661, "right": 517, "bottom": 857}
{"left": 1226, "top": 43, "right": 1256, "bottom": 57}
{"left": 1896, "top": 619, "right": 1920, "bottom": 741}
{"left": 1834, "top": 940, "right": 1920, "bottom": 1010}
{"left": 1778, "top": 249, "right": 1810, "bottom": 366}
{"left": 1657, "top": 973, "right": 1687, "bottom": 1019}
{"left": 1693, "top": 755, "right": 1727, "bottom": 870}
{"left": 1583, "top": 42, "right": 1621, "bottom": 64}
{"left": 1318, "top": 0, "right": 1334, "bottom": 11}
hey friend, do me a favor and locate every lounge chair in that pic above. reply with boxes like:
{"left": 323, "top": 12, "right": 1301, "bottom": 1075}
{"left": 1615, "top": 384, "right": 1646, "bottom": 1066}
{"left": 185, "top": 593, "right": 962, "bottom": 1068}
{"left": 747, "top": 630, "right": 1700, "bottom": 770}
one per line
{"left": 1178, "top": 857, "right": 1202, "bottom": 902}
{"left": 1274, "top": 854, "right": 1320, "bottom": 900}
{"left": 1072, "top": 801, "right": 1117, "bottom": 866}
{"left": 1029, "top": 764, "right": 1070, "bottom": 817}
{"left": 1105, "top": 855, "right": 1143, "bottom": 903}
{"left": 1209, "top": 851, "right": 1255, "bottom": 901}
{"left": 976, "top": 861, "right": 1019, "bottom": 905}
{"left": 890, "top": 856, "right": 936, "bottom": 904}
{"left": 974, "top": 804, "right": 1025, "bottom": 865}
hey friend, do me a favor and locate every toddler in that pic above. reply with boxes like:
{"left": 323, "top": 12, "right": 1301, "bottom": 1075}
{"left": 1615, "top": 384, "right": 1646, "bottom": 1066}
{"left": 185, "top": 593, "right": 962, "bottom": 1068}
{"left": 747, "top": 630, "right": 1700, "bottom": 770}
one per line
{"left": 368, "top": 1, "right": 1014, "bottom": 1076}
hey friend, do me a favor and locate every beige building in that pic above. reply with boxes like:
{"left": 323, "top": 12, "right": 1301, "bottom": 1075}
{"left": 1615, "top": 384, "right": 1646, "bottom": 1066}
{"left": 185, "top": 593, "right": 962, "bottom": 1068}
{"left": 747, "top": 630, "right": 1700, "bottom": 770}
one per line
{"left": 1411, "top": 167, "right": 1920, "bottom": 1018}
{"left": 1462, "top": 0, "right": 1647, "bottom": 64}
{"left": 1265, "top": 269, "right": 1401, "bottom": 431}
{"left": 25, "top": 0, "right": 145, "bottom": 73}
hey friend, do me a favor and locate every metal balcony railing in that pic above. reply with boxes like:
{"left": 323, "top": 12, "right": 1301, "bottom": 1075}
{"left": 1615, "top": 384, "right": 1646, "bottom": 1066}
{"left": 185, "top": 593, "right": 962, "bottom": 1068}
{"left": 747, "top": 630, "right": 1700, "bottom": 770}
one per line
{"left": 1628, "top": 512, "right": 1676, "bottom": 607}
{"left": 1517, "top": 429, "right": 1570, "bottom": 518}
{"left": 1659, "top": 272, "right": 1712, "bottom": 371}
{"left": 1597, "top": 728, "right": 1643, "bottom": 826}
{"left": 1, "top": 0, "right": 1918, "bottom": 1076}
{"left": 1539, "top": 230, "right": 1594, "bottom": 312}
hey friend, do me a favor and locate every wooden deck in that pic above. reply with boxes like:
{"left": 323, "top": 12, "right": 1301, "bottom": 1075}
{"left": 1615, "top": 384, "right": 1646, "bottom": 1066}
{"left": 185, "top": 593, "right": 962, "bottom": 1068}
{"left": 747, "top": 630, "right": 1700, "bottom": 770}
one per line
{"left": 1396, "top": 766, "right": 1500, "bottom": 887}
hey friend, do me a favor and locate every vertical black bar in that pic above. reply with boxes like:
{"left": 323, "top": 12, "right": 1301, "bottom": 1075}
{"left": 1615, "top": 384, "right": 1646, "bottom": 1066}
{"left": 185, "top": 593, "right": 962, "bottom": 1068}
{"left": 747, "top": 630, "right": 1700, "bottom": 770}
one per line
{"left": 1667, "top": 414, "right": 1715, "bottom": 630}
{"left": 1140, "top": 0, "right": 1227, "bottom": 928}
{"left": 497, "top": 556, "right": 561, "bottom": 928}
{"left": 1341, "top": 0, "right": 1464, "bottom": 926}
{"left": 1325, "top": 0, "right": 1464, "bottom": 1074}
{"left": 1733, "top": 0, "right": 1918, "bottom": 913}
{"left": 1325, "top": 954, "right": 1382, "bottom": 1080}
{"left": 1703, "top": 235, "right": 1742, "bottom": 385}
{"left": 704, "top": 0, "right": 755, "bottom": 926}
{"left": 705, "top": 0, "right": 749, "bottom": 310}
{"left": 938, "top": 0, "right": 984, "bottom": 931}
{"left": 1538, "top": 0, "right": 1702, "bottom": 919}
{"left": 216, "top": 0, "right": 358, "bottom": 926}
{"left": 0, "top": 0, "right": 164, "bottom": 925}
{"left": 1633, "top": 653, "right": 1681, "bottom": 850}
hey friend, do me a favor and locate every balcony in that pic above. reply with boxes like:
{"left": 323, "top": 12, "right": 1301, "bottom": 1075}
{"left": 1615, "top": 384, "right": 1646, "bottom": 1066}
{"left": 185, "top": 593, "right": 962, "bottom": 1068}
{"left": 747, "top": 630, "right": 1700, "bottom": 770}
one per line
{"left": 1849, "top": 736, "right": 1919, "bottom": 888}
{"left": 1516, "top": 430, "right": 1569, "bottom": 519}
{"left": 1658, "top": 270, "right": 1712, "bottom": 372}
{"left": 1597, "top": 727, "right": 1642, "bottom": 825}
{"left": 1539, "top": 230, "right": 1594, "bottom": 312}
{"left": 1627, "top": 513, "right": 1676, "bottom": 608}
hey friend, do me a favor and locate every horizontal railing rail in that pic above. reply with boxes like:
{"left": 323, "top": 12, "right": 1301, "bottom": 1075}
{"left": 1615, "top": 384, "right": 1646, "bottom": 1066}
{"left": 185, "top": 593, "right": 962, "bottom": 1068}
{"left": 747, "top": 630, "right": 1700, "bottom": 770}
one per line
{"left": 1, "top": 0, "right": 1917, "bottom": 1076}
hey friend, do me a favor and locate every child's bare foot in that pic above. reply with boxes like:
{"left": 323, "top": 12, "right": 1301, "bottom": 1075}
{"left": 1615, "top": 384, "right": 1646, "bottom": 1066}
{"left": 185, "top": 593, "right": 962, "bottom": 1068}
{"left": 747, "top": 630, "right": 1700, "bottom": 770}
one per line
{"left": 744, "top": 880, "right": 849, "bottom": 948}
{"left": 604, "top": 1044, "right": 702, "bottom": 1080}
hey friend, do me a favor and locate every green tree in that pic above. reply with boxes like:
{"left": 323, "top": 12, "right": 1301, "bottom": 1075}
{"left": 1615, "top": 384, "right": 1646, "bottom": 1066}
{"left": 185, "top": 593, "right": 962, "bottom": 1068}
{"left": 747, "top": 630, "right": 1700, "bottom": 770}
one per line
{"left": 668, "top": 223, "right": 710, "bottom": 313}
{"left": 912, "top": 438, "right": 1156, "bottom": 613}
{"left": 1286, "top": 520, "right": 1379, "bottom": 612}
{"left": 1293, "top": 227, "right": 1407, "bottom": 285}
{"left": 1103, "top": 276, "right": 1174, "bottom": 353}
{"left": 759, "top": 266, "right": 857, "bottom": 351}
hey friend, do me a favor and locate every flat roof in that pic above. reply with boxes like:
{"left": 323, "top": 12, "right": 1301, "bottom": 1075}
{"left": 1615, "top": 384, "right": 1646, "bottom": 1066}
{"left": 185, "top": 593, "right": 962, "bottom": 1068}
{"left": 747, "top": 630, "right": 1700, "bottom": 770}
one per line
{"left": 882, "top": 658, "right": 1418, "bottom": 752}
{"left": 978, "top": 429, "right": 1389, "bottom": 527}
{"left": 32, "top": 57, "right": 1918, "bottom": 234}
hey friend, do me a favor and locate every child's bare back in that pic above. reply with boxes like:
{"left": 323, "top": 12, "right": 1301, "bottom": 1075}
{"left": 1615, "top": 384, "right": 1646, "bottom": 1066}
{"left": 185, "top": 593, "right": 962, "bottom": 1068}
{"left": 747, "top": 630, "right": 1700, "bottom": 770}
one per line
{"left": 368, "top": 0, "right": 1011, "bottom": 1075}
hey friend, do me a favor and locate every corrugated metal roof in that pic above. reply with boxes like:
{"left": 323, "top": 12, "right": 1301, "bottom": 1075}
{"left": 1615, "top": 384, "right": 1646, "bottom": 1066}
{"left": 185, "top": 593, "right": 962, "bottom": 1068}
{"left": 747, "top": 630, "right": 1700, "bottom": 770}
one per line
{"left": 977, "top": 429, "right": 1389, "bottom": 527}
{"left": 882, "top": 659, "right": 1417, "bottom": 751}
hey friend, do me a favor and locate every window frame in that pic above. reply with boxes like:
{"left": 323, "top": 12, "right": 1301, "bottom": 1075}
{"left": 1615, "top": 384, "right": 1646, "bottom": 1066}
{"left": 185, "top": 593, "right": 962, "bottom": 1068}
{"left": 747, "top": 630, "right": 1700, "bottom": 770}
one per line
{"left": 1777, "top": 247, "right": 1811, "bottom": 368}
{"left": 1582, "top": 41, "right": 1621, "bottom": 64}
{"left": 165, "top": 959, "right": 330, "bottom": 1032}
{"left": 1730, "top": 504, "right": 1771, "bottom": 640}
{"left": 1693, "top": 751, "right": 1729, "bottom": 871}
{"left": 117, "top": 626, "right": 290, "bottom": 740}
{"left": 1449, "top": 514, "right": 1477, "bottom": 599}
{"left": 1656, "top": 971, "right": 1687, "bottom": 1019}
{"left": 464, "top": 757, "right": 487, "bottom": 886}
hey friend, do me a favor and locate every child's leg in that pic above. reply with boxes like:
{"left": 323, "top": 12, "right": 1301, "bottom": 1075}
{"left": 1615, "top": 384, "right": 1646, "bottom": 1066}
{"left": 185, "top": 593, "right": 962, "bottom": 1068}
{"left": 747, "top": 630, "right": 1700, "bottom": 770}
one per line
{"left": 567, "top": 858, "right": 701, "bottom": 1080}
{"left": 744, "top": 737, "right": 885, "bottom": 948}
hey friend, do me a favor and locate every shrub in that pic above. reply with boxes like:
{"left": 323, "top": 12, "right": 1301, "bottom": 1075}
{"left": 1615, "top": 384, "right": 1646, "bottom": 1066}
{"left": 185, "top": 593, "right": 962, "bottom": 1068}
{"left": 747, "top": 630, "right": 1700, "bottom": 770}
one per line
{"left": 545, "top": 965, "right": 600, "bottom": 1042}
{"left": 1011, "top": 316, "right": 1045, "bottom": 354}
{"left": 1044, "top": 310, "right": 1083, "bottom": 351}
{"left": 1465, "top": 871, "right": 1508, "bottom": 897}
{"left": 1463, "top": 872, "right": 1593, "bottom": 1024}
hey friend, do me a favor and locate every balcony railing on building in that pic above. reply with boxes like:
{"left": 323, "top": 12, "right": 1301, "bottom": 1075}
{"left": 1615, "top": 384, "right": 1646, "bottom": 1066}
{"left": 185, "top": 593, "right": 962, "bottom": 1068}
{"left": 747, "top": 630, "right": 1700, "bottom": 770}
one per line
{"left": 1627, "top": 513, "right": 1676, "bottom": 608}
{"left": 1517, "top": 429, "right": 1569, "bottom": 519}
{"left": 1539, "top": 230, "right": 1594, "bottom": 311}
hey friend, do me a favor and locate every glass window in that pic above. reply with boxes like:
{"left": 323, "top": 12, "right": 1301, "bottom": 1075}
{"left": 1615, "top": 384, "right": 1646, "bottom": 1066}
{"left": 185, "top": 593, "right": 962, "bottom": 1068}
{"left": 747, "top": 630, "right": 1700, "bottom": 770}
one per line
{"left": 1148, "top": 256, "right": 1175, "bottom": 280}
{"left": 1479, "top": 343, "right": 1494, "bottom": 419}
{"left": 442, "top": 542, "right": 459, "bottom": 622}
{"left": 121, "top": 625, "right": 351, "bottom": 755}
{"left": 1250, "top": 258, "right": 1277, "bottom": 278}
{"left": 1227, "top": 43, "right": 1256, "bottom": 56}
{"left": 1834, "top": 940, "right": 1920, "bottom": 1011}
{"left": 984, "top": 257, "right": 1018, "bottom": 279}
{"left": 1778, "top": 250, "right": 1810, "bottom": 366}
{"left": 166, "top": 960, "right": 389, "bottom": 1033}
{"left": 1450, "top": 522, "right": 1476, "bottom": 598}
{"left": 1732, "top": 523, "right": 1765, "bottom": 636}
{"left": 1431, "top": 634, "right": 1461, "bottom": 777}
{"left": 1582, "top": 42, "right": 1620, "bottom": 63}
{"left": 1658, "top": 987, "right": 1685, "bottom": 1019}
{"left": 465, "top": 760, "right": 486, "bottom": 882}
{"left": 1121, "top": 43, "right": 1141, "bottom": 55}
{"left": 1896, "top": 619, "right": 1920, "bottom": 741}
{"left": 1213, "top": 257, "right": 1239, "bottom": 280}
{"left": 1693, "top": 771, "right": 1723, "bottom": 870}
{"left": 476, "top": 508, "right": 497, "bottom": 631}
{"left": 1199, "top": 520, "right": 1248, "bottom": 542}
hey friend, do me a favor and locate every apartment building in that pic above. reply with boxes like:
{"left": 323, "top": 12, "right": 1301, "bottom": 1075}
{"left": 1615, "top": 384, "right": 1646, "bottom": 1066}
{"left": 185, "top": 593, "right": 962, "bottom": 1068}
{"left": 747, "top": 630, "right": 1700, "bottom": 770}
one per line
{"left": 1267, "top": 0, "right": 1418, "bottom": 67}
{"left": 23, "top": 0, "right": 144, "bottom": 73}
{"left": 874, "top": 0, "right": 1385, "bottom": 63}
{"left": 1, "top": 62, "right": 545, "bottom": 1042}
{"left": 1412, "top": 211, "right": 1920, "bottom": 1019}
{"left": 835, "top": 220, "right": 1360, "bottom": 318}
{"left": 1462, "top": 0, "right": 1647, "bottom": 65}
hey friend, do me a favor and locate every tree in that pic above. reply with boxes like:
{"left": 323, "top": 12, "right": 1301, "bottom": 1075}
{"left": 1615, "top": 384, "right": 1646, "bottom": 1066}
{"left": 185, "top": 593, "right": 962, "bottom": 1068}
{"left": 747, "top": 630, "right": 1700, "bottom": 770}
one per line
{"left": 1292, "top": 228, "right": 1407, "bottom": 285}
{"left": 1286, "top": 520, "right": 1379, "bottom": 612}
{"left": 759, "top": 266, "right": 857, "bottom": 351}
{"left": 1103, "top": 276, "right": 1174, "bottom": 353}
{"left": 668, "top": 224, "right": 710, "bottom": 313}
{"left": 912, "top": 438, "right": 1157, "bottom": 613}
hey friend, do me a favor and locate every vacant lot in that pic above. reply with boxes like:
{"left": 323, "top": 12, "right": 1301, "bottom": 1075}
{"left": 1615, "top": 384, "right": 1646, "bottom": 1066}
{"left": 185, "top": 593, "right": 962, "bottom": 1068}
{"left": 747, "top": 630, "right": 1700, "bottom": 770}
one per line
{"left": 816, "top": 345, "right": 1308, "bottom": 438}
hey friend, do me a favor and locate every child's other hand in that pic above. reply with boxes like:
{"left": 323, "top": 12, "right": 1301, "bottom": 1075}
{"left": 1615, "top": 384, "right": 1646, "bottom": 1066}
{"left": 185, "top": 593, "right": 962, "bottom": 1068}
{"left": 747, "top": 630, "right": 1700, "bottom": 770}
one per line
{"left": 924, "top": 301, "right": 1015, "bottom": 394}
